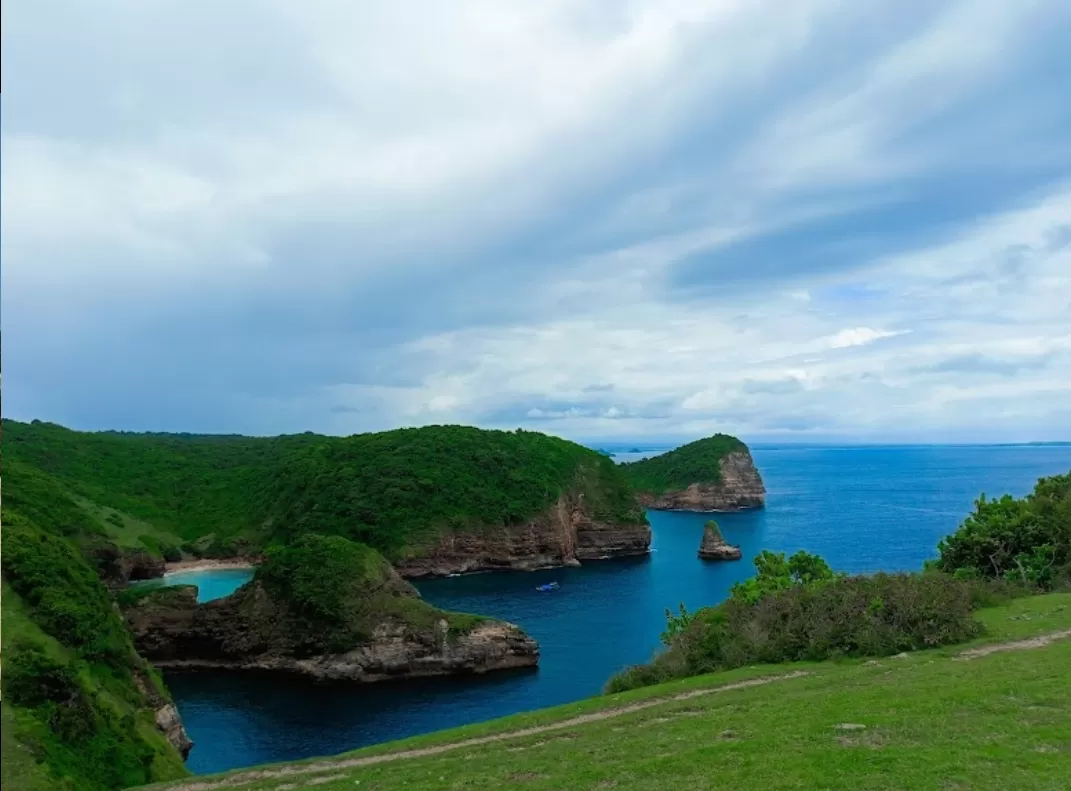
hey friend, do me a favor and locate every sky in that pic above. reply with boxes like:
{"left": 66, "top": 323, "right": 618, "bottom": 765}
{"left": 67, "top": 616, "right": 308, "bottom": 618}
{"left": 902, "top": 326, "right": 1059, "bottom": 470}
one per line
{"left": 3, "top": 0, "right": 1071, "bottom": 445}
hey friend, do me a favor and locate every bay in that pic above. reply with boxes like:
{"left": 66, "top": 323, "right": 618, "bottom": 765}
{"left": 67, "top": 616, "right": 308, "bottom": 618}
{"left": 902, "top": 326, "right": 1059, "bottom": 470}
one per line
{"left": 166, "top": 444, "right": 1071, "bottom": 774}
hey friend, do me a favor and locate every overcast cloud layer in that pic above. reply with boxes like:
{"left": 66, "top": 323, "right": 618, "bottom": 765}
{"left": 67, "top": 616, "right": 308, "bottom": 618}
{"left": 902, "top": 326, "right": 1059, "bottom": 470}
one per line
{"left": 3, "top": 0, "right": 1071, "bottom": 444}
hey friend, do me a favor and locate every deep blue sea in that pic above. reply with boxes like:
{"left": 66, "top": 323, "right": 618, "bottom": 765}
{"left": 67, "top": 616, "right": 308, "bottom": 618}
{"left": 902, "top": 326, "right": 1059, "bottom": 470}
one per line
{"left": 165, "top": 444, "right": 1071, "bottom": 775}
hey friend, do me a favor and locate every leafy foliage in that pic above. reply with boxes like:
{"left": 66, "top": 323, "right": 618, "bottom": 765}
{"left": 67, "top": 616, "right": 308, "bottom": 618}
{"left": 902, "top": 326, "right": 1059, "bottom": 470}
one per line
{"left": 936, "top": 472, "right": 1070, "bottom": 588}
{"left": 608, "top": 567, "right": 982, "bottom": 693}
{"left": 659, "top": 602, "right": 695, "bottom": 647}
{"left": 621, "top": 433, "right": 748, "bottom": 494}
{"left": 3, "top": 419, "right": 644, "bottom": 560}
{"left": 730, "top": 550, "right": 838, "bottom": 604}
{"left": 1, "top": 460, "right": 190, "bottom": 790}
{"left": 2, "top": 512, "right": 136, "bottom": 664}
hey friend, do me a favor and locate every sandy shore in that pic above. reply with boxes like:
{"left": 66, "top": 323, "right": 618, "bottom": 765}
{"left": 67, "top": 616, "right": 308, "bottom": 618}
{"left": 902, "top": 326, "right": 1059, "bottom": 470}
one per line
{"left": 164, "top": 558, "right": 257, "bottom": 575}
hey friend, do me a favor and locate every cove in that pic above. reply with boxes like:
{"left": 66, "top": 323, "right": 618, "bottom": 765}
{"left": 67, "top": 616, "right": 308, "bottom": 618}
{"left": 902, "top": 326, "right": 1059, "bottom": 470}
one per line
{"left": 134, "top": 567, "right": 254, "bottom": 603}
{"left": 166, "top": 444, "right": 1071, "bottom": 775}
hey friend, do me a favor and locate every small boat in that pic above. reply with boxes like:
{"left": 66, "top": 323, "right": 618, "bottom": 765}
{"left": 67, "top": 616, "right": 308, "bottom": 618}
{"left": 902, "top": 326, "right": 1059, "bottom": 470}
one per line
{"left": 535, "top": 582, "right": 560, "bottom": 592}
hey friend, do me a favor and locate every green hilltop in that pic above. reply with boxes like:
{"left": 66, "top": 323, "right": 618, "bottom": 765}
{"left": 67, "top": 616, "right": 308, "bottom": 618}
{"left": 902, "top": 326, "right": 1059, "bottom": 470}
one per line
{"left": 2, "top": 419, "right": 643, "bottom": 561}
{"left": 620, "top": 433, "right": 748, "bottom": 494}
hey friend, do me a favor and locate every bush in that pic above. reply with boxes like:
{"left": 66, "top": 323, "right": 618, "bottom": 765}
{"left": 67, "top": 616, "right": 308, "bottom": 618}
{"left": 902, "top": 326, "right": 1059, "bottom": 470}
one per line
{"left": 607, "top": 564, "right": 983, "bottom": 693}
{"left": 730, "top": 549, "right": 836, "bottom": 603}
{"left": 937, "top": 472, "right": 1070, "bottom": 587}
{"left": 2, "top": 513, "right": 136, "bottom": 666}
{"left": 4, "top": 644, "right": 80, "bottom": 707}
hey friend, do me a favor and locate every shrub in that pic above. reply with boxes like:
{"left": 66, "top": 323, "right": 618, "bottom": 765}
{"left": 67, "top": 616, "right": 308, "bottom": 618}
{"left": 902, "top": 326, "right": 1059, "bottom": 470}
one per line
{"left": 607, "top": 565, "right": 983, "bottom": 693}
{"left": 729, "top": 549, "right": 837, "bottom": 603}
{"left": 4, "top": 644, "right": 80, "bottom": 707}
{"left": 2, "top": 513, "right": 136, "bottom": 666}
{"left": 937, "top": 472, "right": 1070, "bottom": 587}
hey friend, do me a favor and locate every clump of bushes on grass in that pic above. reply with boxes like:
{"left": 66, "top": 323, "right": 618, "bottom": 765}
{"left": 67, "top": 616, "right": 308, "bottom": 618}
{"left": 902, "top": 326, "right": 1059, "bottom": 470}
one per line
{"left": 607, "top": 550, "right": 982, "bottom": 693}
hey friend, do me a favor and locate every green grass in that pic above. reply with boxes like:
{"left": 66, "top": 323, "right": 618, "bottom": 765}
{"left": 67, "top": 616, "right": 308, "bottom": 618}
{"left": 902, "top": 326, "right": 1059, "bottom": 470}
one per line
{"left": 141, "top": 594, "right": 1071, "bottom": 791}
{"left": 71, "top": 496, "right": 184, "bottom": 554}
{"left": 622, "top": 433, "right": 748, "bottom": 494}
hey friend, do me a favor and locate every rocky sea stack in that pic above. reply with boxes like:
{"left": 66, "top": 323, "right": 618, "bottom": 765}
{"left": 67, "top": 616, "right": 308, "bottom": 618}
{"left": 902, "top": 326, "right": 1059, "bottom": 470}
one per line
{"left": 624, "top": 434, "right": 765, "bottom": 512}
{"left": 122, "top": 535, "right": 540, "bottom": 682}
{"left": 697, "top": 520, "right": 742, "bottom": 561}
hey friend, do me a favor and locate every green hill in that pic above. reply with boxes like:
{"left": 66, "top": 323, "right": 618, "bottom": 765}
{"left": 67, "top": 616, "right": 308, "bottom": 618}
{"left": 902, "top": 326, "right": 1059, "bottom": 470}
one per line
{"left": 2, "top": 515, "right": 189, "bottom": 791}
{"left": 2, "top": 419, "right": 643, "bottom": 561}
{"left": 134, "top": 593, "right": 1071, "bottom": 791}
{"left": 620, "top": 434, "right": 748, "bottom": 494}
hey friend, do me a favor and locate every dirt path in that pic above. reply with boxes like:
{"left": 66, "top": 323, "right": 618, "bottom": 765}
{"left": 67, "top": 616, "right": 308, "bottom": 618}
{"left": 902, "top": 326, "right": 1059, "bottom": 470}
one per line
{"left": 955, "top": 628, "right": 1071, "bottom": 660}
{"left": 164, "top": 672, "right": 812, "bottom": 790}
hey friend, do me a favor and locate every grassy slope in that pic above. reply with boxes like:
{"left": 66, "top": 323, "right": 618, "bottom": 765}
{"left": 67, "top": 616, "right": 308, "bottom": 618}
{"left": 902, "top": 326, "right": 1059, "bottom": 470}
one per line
{"left": 143, "top": 593, "right": 1071, "bottom": 791}
{"left": 3, "top": 420, "right": 643, "bottom": 560}
{"left": 1, "top": 584, "right": 188, "bottom": 791}
{"left": 622, "top": 433, "right": 748, "bottom": 494}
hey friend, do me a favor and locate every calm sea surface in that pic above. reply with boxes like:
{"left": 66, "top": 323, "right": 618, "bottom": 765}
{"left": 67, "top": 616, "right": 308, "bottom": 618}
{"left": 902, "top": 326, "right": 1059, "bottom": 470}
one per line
{"left": 166, "top": 444, "right": 1071, "bottom": 774}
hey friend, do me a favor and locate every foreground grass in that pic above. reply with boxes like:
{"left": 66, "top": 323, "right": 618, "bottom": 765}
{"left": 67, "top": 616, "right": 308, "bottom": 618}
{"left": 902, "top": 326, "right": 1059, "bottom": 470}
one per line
{"left": 145, "top": 594, "right": 1071, "bottom": 791}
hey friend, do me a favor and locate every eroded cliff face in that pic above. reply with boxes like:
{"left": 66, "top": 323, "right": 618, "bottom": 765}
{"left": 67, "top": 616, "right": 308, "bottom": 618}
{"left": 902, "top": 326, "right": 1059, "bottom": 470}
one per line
{"left": 393, "top": 495, "right": 651, "bottom": 578}
{"left": 637, "top": 451, "right": 765, "bottom": 512}
{"left": 124, "top": 583, "right": 539, "bottom": 682}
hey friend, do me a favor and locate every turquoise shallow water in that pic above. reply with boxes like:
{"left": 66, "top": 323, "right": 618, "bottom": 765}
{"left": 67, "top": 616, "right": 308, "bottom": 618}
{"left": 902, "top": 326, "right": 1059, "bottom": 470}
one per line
{"left": 134, "top": 568, "right": 254, "bottom": 603}
{"left": 165, "top": 444, "right": 1071, "bottom": 774}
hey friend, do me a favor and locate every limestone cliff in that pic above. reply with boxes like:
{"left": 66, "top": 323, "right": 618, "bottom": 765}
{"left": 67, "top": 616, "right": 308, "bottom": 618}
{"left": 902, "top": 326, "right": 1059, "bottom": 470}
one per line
{"left": 394, "top": 494, "right": 651, "bottom": 578}
{"left": 633, "top": 449, "right": 765, "bottom": 512}
{"left": 697, "top": 520, "right": 742, "bottom": 561}
{"left": 124, "top": 542, "right": 540, "bottom": 683}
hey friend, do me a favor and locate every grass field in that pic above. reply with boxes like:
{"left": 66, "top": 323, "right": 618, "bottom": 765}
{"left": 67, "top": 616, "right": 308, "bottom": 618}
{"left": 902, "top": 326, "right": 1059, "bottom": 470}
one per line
{"left": 143, "top": 593, "right": 1071, "bottom": 791}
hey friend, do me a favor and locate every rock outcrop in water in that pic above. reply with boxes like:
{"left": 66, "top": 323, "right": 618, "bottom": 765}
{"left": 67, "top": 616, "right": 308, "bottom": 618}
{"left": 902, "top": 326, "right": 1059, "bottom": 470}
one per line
{"left": 627, "top": 439, "right": 766, "bottom": 512}
{"left": 697, "top": 520, "right": 742, "bottom": 561}
{"left": 394, "top": 494, "right": 651, "bottom": 578}
{"left": 123, "top": 537, "right": 540, "bottom": 682}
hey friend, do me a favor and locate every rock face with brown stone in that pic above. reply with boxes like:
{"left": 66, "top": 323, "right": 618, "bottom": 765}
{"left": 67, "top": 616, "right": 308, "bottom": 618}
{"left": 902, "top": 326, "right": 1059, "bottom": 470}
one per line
{"left": 131, "top": 670, "right": 194, "bottom": 759}
{"left": 393, "top": 494, "right": 651, "bottom": 578}
{"left": 697, "top": 520, "right": 742, "bottom": 561}
{"left": 124, "top": 580, "right": 540, "bottom": 683}
{"left": 636, "top": 451, "right": 766, "bottom": 512}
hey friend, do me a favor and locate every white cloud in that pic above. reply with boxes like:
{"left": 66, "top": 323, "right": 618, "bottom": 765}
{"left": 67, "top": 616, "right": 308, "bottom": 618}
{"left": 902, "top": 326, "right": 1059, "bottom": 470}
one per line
{"left": 826, "top": 327, "right": 909, "bottom": 349}
{"left": 2, "top": 0, "right": 1070, "bottom": 442}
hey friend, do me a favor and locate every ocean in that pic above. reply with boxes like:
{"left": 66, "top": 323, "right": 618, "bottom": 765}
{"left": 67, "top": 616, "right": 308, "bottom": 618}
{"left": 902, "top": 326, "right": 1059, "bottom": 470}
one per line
{"left": 165, "top": 443, "right": 1071, "bottom": 774}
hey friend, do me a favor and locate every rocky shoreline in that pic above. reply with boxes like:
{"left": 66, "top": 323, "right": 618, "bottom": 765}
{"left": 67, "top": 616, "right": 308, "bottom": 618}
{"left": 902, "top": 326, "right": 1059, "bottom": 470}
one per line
{"left": 124, "top": 580, "right": 540, "bottom": 684}
{"left": 395, "top": 495, "right": 651, "bottom": 578}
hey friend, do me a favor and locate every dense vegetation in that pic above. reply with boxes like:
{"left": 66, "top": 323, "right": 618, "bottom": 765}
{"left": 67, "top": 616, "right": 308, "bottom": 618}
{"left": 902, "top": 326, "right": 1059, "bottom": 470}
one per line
{"left": 607, "top": 550, "right": 983, "bottom": 693}
{"left": 3, "top": 419, "right": 643, "bottom": 561}
{"left": 254, "top": 535, "right": 487, "bottom": 653}
{"left": 257, "top": 426, "right": 644, "bottom": 558}
{"left": 1, "top": 516, "right": 188, "bottom": 791}
{"left": 936, "top": 472, "right": 1070, "bottom": 588}
{"left": 621, "top": 433, "right": 748, "bottom": 494}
